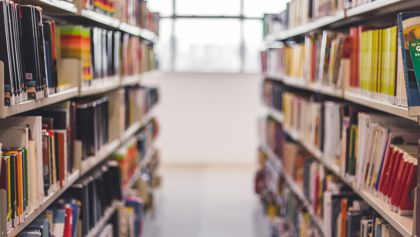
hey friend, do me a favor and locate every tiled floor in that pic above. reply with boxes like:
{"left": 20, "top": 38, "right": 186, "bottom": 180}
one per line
{"left": 143, "top": 165, "right": 270, "bottom": 237}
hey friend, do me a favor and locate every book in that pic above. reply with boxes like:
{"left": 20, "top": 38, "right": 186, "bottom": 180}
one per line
{"left": 397, "top": 12, "right": 420, "bottom": 114}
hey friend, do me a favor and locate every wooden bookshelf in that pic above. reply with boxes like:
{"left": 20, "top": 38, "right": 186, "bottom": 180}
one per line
{"left": 265, "top": 106, "right": 414, "bottom": 237}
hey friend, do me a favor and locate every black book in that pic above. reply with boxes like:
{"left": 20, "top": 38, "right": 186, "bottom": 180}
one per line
{"left": 0, "top": 1, "right": 14, "bottom": 106}
{"left": 7, "top": 3, "right": 20, "bottom": 100}
{"left": 20, "top": 6, "right": 41, "bottom": 100}
{"left": 34, "top": 7, "right": 48, "bottom": 98}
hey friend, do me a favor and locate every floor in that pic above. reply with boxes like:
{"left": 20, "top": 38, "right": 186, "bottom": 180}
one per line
{"left": 143, "top": 165, "right": 270, "bottom": 237}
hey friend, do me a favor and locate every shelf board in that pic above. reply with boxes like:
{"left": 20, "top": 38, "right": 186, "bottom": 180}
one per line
{"left": 119, "top": 22, "right": 142, "bottom": 36}
{"left": 140, "top": 29, "right": 158, "bottom": 42}
{"left": 346, "top": 0, "right": 416, "bottom": 17}
{"left": 80, "top": 9, "right": 120, "bottom": 29}
{"left": 20, "top": 0, "right": 78, "bottom": 15}
{"left": 80, "top": 139, "right": 120, "bottom": 176}
{"left": 123, "top": 168, "right": 141, "bottom": 194}
{"left": 269, "top": 11, "right": 345, "bottom": 41}
{"left": 79, "top": 75, "right": 121, "bottom": 97}
{"left": 267, "top": 107, "right": 284, "bottom": 123}
{"left": 344, "top": 91, "right": 418, "bottom": 123}
{"left": 86, "top": 201, "right": 121, "bottom": 237}
{"left": 141, "top": 147, "right": 156, "bottom": 169}
{"left": 265, "top": 0, "right": 420, "bottom": 42}
{"left": 121, "top": 74, "right": 141, "bottom": 87}
{"left": 0, "top": 87, "right": 78, "bottom": 118}
{"left": 265, "top": 105, "right": 414, "bottom": 237}
{"left": 267, "top": 74, "right": 344, "bottom": 99}
{"left": 7, "top": 171, "right": 80, "bottom": 237}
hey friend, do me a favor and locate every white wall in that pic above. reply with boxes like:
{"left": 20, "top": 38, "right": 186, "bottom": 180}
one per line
{"left": 144, "top": 73, "right": 263, "bottom": 165}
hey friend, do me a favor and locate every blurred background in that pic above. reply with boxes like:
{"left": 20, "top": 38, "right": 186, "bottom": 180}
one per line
{"left": 141, "top": 1, "right": 286, "bottom": 236}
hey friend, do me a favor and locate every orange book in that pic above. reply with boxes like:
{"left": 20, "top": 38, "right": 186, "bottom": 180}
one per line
{"left": 55, "top": 130, "right": 67, "bottom": 187}
{"left": 12, "top": 151, "right": 24, "bottom": 222}
{"left": 340, "top": 199, "right": 347, "bottom": 237}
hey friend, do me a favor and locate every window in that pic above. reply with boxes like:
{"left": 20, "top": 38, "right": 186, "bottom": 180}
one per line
{"left": 174, "top": 19, "right": 241, "bottom": 72}
{"left": 176, "top": 0, "right": 241, "bottom": 16}
{"left": 148, "top": 0, "right": 287, "bottom": 73}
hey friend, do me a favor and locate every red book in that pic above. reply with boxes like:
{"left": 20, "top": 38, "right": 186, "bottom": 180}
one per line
{"left": 398, "top": 161, "right": 417, "bottom": 213}
{"left": 378, "top": 145, "right": 394, "bottom": 195}
{"left": 392, "top": 158, "right": 411, "bottom": 207}
{"left": 63, "top": 204, "right": 73, "bottom": 237}
{"left": 384, "top": 151, "right": 403, "bottom": 199}
{"left": 390, "top": 156, "right": 409, "bottom": 207}
{"left": 349, "top": 27, "right": 360, "bottom": 88}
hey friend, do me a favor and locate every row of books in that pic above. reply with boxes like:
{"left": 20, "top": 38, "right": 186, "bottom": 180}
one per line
{"left": 109, "top": 85, "right": 159, "bottom": 142}
{"left": 262, "top": 80, "right": 419, "bottom": 217}
{"left": 60, "top": 25, "right": 156, "bottom": 86}
{"left": 262, "top": 12, "right": 420, "bottom": 111}
{"left": 112, "top": 118, "right": 159, "bottom": 187}
{"left": 287, "top": 0, "right": 346, "bottom": 29}
{"left": 0, "top": 1, "right": 156, "bottom": 107}
{"left": 79, "top": 0, "right": 160, "bottom": 34}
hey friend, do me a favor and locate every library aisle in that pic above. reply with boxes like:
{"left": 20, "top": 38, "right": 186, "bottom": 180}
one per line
{"left": 143, "top": 165, "right": 270, "bottom": 237}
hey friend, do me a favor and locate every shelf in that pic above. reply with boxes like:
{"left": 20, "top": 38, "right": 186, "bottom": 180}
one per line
{"left": 86, "top": 201, "right": 121, "bottom": 237}
{"left": 140, "top": 29, "right": 158, "bottom": 42}
{"left": 121, "top": 74, "right": 142, "bottom": 87}
{"left": 265, "top": 75, "right": 418, "bottom": 123}
{"left": 141, "top": 147, "right": 156, "bottom": 169}
{"left": 0, "top": 87, "right": 78, "bottom": 118}
{"left": 346, "top": 0, "right": 418, "bottom": 17}
{"left": 267, "top": 107, "right": 284, "bottom": 122}
{"left": 123, "top": 168, "right": 142, "bottom": 194}
{"left": 80, "top": 139, "right": 120, "bottom": 176}
{"left": 265, "top": 105, "right": 414, "bottom": 237}
{"left": 268, "top": 11, "right": 345, "bottom": 41}
{"left": 260, "top": 144, "right": 325, "bottom": 235}
{"left": 265, "top": 0, "right": 420, "bottom": 42}
{"left": 119, "top": 23, "right": 143, "bottom": 36}
{"left": 78, "top": 75, "right": 121, "bottom": 97}
{"left": 80, "top": 9, "right": 121, "bottom": 29}
{"left": 20, "top": 0, "right": 78, "bottom": 15}
{"left": 267, "top": 74, "right": 344, "bottom": 99}
{"left": 7, "top": 171, "right": 80, "bottom": 237}
{"left": 344, "top": 91, "right": 418, "bottom": 123}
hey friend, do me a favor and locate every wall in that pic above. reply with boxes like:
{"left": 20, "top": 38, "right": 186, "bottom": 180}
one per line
{"left": 144, "top": 73, "right": 263, "bottom": 165}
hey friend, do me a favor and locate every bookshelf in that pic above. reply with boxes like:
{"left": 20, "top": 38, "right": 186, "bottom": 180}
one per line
{"left": 0, "top": 0, "right": 160, "bottom": 236}
{"left": 85, "top": 201, "right": 122, "bottom": 237}
{"left": 264, "top": 106, "right": 414, "bottom": 237}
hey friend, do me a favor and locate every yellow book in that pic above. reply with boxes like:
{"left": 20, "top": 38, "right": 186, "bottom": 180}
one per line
{"left": 389, "top": 26, "right": 398, "bottom": 98}
{"left": 381, "top": 27, "right": 390, "bottom": 100}
{"left": 371, "top": 29, "right": 379, "bottom": 95}
{"left": 360, "top": 31, "right": 366, "bottom": 92}
{"left": 6, "top": 156, "right": 11, "bottom": 227}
